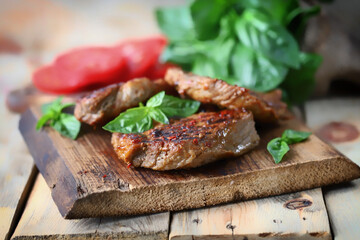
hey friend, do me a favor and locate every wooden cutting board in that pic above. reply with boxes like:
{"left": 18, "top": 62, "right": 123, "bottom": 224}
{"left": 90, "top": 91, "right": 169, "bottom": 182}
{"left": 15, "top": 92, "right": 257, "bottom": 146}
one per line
{"left": 19, "top": 106, "right": 360, "bottom": 219}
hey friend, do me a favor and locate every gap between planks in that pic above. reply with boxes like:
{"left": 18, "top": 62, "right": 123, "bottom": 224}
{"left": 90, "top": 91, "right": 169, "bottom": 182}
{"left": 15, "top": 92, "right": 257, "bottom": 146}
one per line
{"left": 306, "top": 98, "right": 360, "bottom": 239}
{"left": 4, "top": 167, "right": 37, "bottom": 240}
{"left": 11, "top": 174, "right": 170, "bottom": 240}
{"left": 169, "top": 188, "right": 331, "bottom": 240}
{"left": 168, "top": 106, "right": 332, "bottom": 240}
{"left": 169, "top": 100, "right": 360, "bottom": 239}
{"left": 0, "top": 118, "right": 37, "bottom": 240}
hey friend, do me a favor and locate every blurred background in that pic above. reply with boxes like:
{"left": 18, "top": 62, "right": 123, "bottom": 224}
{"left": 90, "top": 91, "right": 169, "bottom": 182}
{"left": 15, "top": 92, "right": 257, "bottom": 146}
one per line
{"left": 1, "top": 0, "right": 360, "bottom": 99}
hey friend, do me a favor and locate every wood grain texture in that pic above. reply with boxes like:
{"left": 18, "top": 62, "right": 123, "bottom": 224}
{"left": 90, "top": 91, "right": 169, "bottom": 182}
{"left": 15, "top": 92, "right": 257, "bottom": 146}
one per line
{"left": 0, "top": 117, "right": 36, "bottom": 240}
{"left": 169, "top": 107, "right": 331, "bottom": 239}
{"left": 306, "top": 98, "right": 360, "bottom": 239}
{"left": 11, "top": 174, "right": 170, "bottom": 240}
{"left": 19, "top": 106, "right": 360, "bottom": 219}
{"left": 170, "top": 189, "right": 331, "bottom": 240}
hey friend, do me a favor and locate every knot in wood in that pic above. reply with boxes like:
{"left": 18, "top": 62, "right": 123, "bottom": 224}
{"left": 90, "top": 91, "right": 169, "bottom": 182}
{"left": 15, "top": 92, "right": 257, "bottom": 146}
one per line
{"left": 117, "top": 179, "right": 130, "bottom": 191}
{"left": 284, "top": 198, "right": 312, "bottom": 210}
{"left": 317, "top": 121, "right": 359, "bottom": 143}
{"left": 226, "top": 223, "right": 236, "bottom": 230}
{"left": 192, "top": 218, "right": 202, "bottom": 224}
{"left": 76, "top": 185, "right": 86, "bottom": 196}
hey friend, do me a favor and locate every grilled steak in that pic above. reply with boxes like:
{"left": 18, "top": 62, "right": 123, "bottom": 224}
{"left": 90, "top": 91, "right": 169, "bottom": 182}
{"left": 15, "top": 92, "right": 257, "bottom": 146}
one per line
{"left": 74, "top": 78, "right": 172, "bottom": 126}
{"left": 165, "top": 68, "right": 288, "bottom": 123}
{"left": 111, "top": 109, "right": 259, "bottom": 170}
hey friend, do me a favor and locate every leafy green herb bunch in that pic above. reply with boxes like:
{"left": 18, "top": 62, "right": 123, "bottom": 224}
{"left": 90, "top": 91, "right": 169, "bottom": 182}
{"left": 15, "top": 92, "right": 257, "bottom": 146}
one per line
{"left": 156, "top": 0, "right": 322, "bottom": 104}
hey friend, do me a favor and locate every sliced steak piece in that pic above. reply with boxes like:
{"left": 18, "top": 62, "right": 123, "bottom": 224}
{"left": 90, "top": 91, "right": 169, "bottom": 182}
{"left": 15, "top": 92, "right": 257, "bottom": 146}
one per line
{"left": 74, "top": 78, "right": 172, "bottom": 126}
{"left": 111, "top": 109, "right": 259, "bottom": 170}
{"left": 164, "top": 68, "right": 288, "bottom": 123}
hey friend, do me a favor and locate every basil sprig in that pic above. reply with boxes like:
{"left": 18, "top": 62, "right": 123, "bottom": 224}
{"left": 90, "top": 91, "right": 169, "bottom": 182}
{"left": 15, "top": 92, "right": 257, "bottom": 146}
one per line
{"left": 156, "top": 0, "right": 322, "bottom": 104}
{"left": 103, "top": 91, "right": 200, "bottom": 134}
{"left": 267, "top": 129, "right": 311, "bottom": 164}
{"left": 36, "top": 97, "right": 81, "bottom": 140}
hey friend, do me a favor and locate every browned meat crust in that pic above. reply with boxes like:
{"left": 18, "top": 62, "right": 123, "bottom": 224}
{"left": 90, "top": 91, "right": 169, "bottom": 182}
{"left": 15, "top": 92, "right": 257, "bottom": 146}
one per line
{"left": 74, "top": 78, "right": 172, "bottom": 126}
{"left": 111, "top": 109, "right": 259, "bottom": 170}
{"left": 164, "top": 68, "right": 288, "bottom": 123}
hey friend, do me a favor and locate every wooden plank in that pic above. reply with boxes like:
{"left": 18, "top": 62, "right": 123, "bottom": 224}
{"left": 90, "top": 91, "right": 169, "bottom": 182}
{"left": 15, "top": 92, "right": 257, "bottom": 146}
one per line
{"left": 11, "top": 174, "right": 170, "bottom": 240}
{"left": 169, "top": 107, "right": 331, "bottom": 239}
{"left": 0, "top": 115, "right": 36, "bottom": 240}
{"left": 305, "top": 98, "right": 360, "bottom": 239}
{"left": 170, "top": 189, "right": 331, "bottom": 239}
{"left": 19, "top": 106, "right": 360, "bottom": 219}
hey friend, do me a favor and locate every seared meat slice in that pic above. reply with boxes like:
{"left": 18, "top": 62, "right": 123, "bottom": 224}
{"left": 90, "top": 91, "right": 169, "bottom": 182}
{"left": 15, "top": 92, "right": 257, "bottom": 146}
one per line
{"left": 111, "top": 109, "right": 259, "bottom": 170}
{"left": 165, "top": 68, "right": 288, "bottom": 123}
{"left": 74, "top": 78, "right": 172, "bottom": 126}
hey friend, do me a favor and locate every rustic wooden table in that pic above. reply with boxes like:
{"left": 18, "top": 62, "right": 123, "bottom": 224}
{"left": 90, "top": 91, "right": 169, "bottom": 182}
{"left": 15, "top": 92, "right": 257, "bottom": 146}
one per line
{"left": 1, "top": 1, "right": 360, "bottom": 239}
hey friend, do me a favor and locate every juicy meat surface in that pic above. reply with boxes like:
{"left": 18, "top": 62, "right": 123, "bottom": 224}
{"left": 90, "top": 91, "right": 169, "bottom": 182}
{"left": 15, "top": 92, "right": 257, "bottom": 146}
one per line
{"left": 74, "top": 78, "right": 172, "bottom": 126}
{"left": 111, "top": 109, "right": 259, "bottom": 170}
{"left": 165, "top": 68, "right": 288, "bottom": 123}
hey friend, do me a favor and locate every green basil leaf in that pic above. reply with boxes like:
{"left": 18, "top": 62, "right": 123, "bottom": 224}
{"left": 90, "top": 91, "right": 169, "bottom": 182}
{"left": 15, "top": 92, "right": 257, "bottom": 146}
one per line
{"left": 210, "top": 37, "right": 236, "bottom": 67}
{"left": 282, "top": 129, "right": 311, "bottom": 144}
{"left": 231, "top": 44, "right": 287, "bottom": 91}
{"left": 41, "top": 97, "right": 74, "bottom": 114}
{"left": 41, "top": 96, "right": 63, "bottom": 114}
{"left": 160, "top": 10, "right": 236, "bottom": 69}
{"left": 51, "top": 113, "right": 81, "bottom": 140}
{"left": 287, "top": 5, "right": 321, "bottom": 40}
{"left": 190, "top": 0, "right": 229, "bottom": 40}
{"left": 146, "top": 91, "right": 165, "bottom": 107}
{"left": 207, "top": 37, "right": 236, "bottom": 78}
{"left": 103, "top": 107, "right": 152, "bottom": 134}
{"left": 41, "top": 103, "right": 53, "bottom": 114}
{"left": 235, "top": 9, "right": 300, "bottom": 68}
{"left": 239, "top": 0, "right": 298, "bottom": 25}
{"left": 149, "top": 108, "right": 169, "bottom": 124}
{"left": 190, "top": 11, "right": 237, "bottom": 81}
{"left": 160, "top": 42, "right": 206, "bottom": 69}
{"left": 155, "top": 6, "right": 196, "bottom": 42}
{"left": 36, "top": 112, "right": 54, "bottom": 130}
{"left": 192, "top": 56, "right": 220, "bottom": 79}
{"left": 281, "top": 52, "right": 322, "bottom": 104}
{"left": 267, "top": 137, "right": 290, "bottom": 164}
{"left": 37, "top": 97, "right": 80, "bottom": 139}
{"left": 103, "top": 93, "right": 199, "bottom": 134}
{"left": 286, "top": 5, "right": 321, "bottom": 26}
{"left": 159, "top": 95, "right": 200, "bottom": 117}
{"left": 60, "top": 102, "right": 75, "bottom": 111}
{"left": 218, "top": 10, "right": 238, "bottom": 38}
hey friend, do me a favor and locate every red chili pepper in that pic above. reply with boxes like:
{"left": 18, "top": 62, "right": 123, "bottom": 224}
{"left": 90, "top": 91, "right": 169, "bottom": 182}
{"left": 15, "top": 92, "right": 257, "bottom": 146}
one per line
{"left": 127, "top": 163, "right": 132, "bottom": 169}
{"left": 102, "top": 174, "right": 107, "bottom": 178}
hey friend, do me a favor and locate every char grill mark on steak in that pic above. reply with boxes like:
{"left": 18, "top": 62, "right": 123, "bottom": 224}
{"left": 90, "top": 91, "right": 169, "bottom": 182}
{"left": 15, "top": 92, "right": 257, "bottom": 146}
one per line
{"left": 164, "top": 68, "right": 288, "bottom": 123}
{"left": 111, "top": 109, "right": 259, "bottom": 170}
{"left": 74, "top": 78, "right": 172, "bottom": 126}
